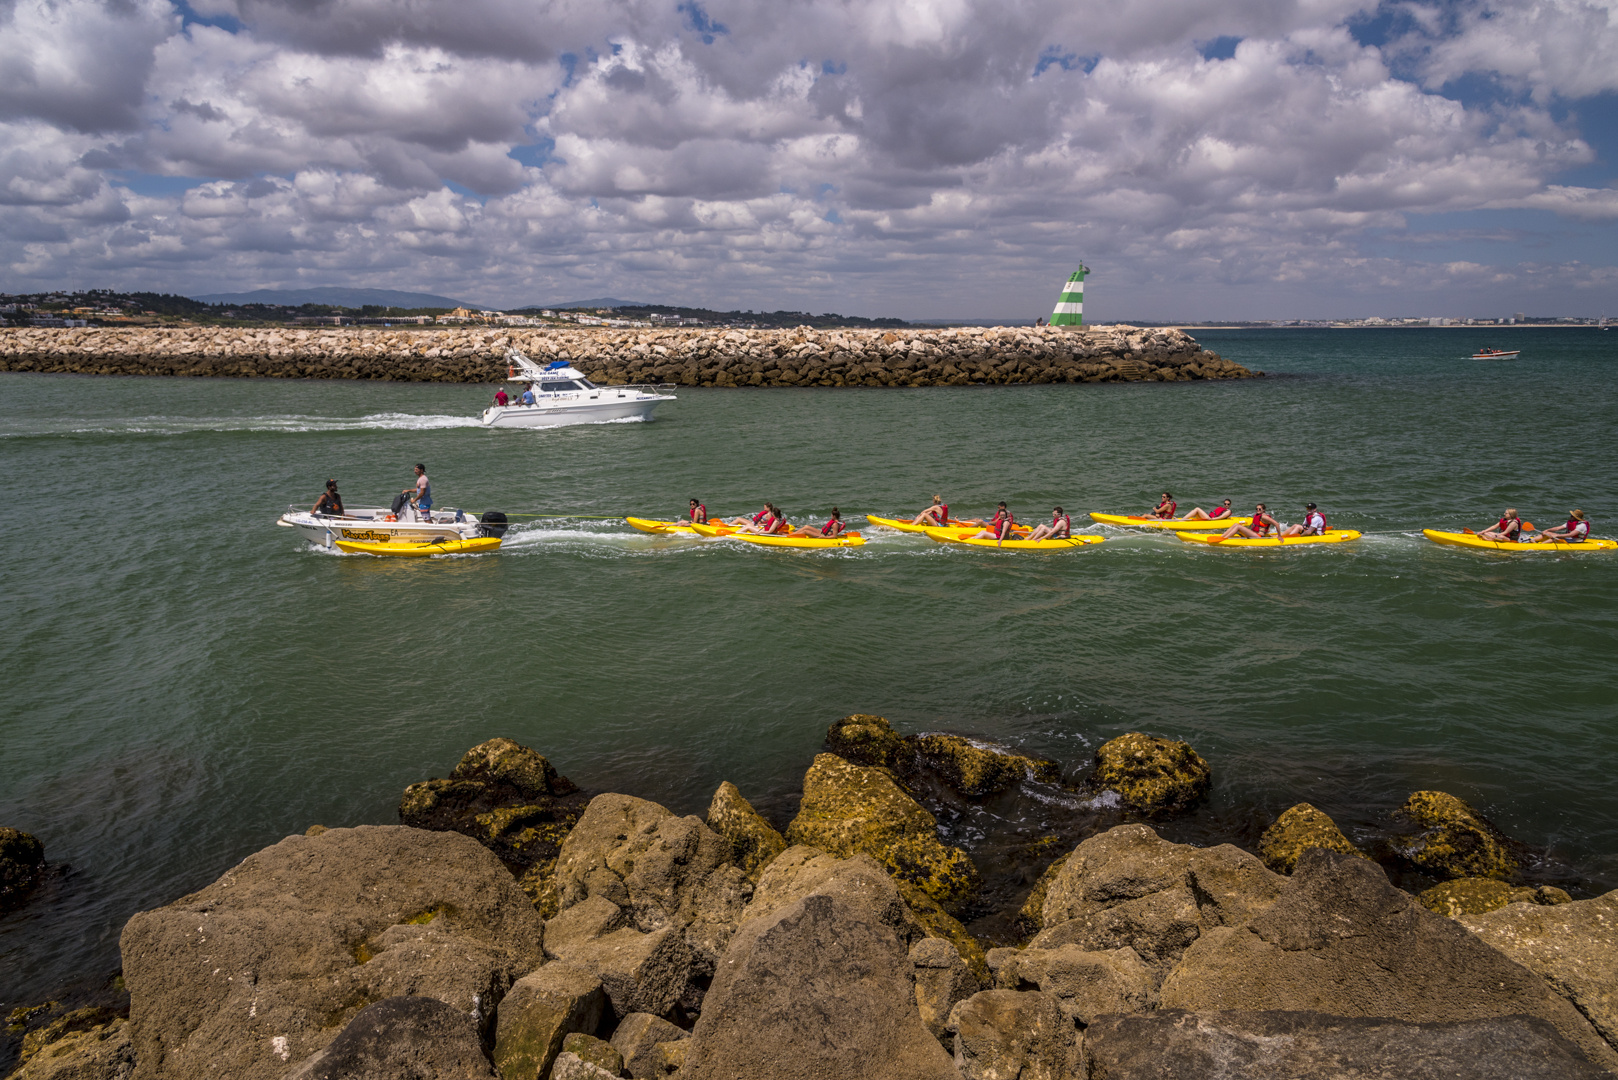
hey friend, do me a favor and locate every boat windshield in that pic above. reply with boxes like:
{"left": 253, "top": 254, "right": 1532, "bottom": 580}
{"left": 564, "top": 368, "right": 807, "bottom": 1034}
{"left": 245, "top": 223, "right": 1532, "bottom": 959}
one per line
{"left": 540, "top": 380, "right": 581, "bottom": 393}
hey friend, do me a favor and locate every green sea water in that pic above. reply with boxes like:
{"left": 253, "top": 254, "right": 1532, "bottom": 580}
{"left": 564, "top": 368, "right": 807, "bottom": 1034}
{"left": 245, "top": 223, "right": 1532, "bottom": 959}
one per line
{"left": 2, "top": 327, "right": 1616, "bottom": 1008}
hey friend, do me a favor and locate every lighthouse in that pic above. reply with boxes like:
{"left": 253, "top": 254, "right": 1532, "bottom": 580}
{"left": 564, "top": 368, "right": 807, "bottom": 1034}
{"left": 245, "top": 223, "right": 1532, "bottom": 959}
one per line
{"left": 1049, "top": 265, "right": 1087, "bottom": 327}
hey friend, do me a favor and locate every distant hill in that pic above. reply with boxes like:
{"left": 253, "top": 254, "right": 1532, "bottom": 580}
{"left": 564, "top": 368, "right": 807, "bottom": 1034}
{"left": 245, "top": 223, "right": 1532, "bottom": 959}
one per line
{"left": 512, "top": 297, "right": 651, "bottom": 311}
{"left": 191, "top": 287, "right": 471, "bottom": 309}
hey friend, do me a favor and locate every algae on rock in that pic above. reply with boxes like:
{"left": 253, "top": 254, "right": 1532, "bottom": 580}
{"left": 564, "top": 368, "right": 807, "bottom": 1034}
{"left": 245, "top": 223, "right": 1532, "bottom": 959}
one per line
{"left": 705, "top": 781, "right": 787, "bottom": 883}
{"left": 0, "top": 826, "right": 45, "bottom": 910}
{"left": 1419, "top": 877, "right": 1571, "bottom": 918}
{"left": 825, "top": 713, "right": 916, "bottom": 772}
{"left": 1393, "top": 790, "right": 1520, "bottom": 880}
{"left": 1258, "top": 803, "right": 1369, "bottom": 874}
{"left": 1088, "top": 732, "right": 1210, "bottom": 813}
{"left": 912, "top": 734, "right": 1060, "bottom": 797}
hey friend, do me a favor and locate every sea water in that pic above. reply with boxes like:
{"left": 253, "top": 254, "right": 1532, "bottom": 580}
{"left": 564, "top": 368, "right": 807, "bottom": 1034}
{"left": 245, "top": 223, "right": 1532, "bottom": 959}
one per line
{"left": 1, "top": 327, "right": 1615, "bottom": 1008}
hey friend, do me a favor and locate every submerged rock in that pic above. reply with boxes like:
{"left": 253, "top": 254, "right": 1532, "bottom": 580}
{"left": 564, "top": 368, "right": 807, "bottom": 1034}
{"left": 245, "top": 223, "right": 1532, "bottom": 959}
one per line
{"left": 704, "top": 781, "right": 787, "bottom": 883}
{"left": 824, "top": 713, "right": 916, "bottom": 772}
{"left": 284, "top": 996, "right": 497, "bottom": 1080}
{"left": 1257, "top": 803, "right": 1368, "bottom": 874}
{"left": 1392, "top": 790, "right": 1519, "bottom": 880}
{"left": 785, "top": 753, "right": 980, "bottom": 911}
{"left": 1088, "top": 733, "right": 1210, "bottom": 813}
{"left": 1461, "top": 888, "right": 1618, "bottom": 1051}
{"left": 120, "top": 825, "right": 545, "bottom": 1080}
{"left": 912, "top": 734, "right": 1060, "bottom": 798}
{"left": 1419, "top": 877, "right": 1571, "bottom": 918}
{"left": 1081, "top": 1009, "right": 1607, "bottom": 1080}
{"left": 1157, "top": 848, "right": 1617, "bottom": 1070}
{"left": 0, "top": 826, "right": 45, "bottom": 910}
{"left": 947, "top": 989, "right": 1074, "bottom": 1080}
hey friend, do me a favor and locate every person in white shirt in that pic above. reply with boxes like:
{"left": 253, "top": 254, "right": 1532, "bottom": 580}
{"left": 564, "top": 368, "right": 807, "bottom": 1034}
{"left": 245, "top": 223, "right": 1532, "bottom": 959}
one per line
{"left": 1282, "top": 502, "right": 1328, "bottom": 537}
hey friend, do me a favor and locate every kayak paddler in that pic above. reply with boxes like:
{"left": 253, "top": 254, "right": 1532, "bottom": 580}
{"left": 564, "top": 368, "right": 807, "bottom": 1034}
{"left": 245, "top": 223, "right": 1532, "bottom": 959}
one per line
{"left": 683, "top": 499, "right": 709, "bottom": 525}
{"left": 1219, "top": 502, "right": 1279, "bottom": 540}
{"left": 1148, "top": 493, "right": 1178, "bottom": 519}
{"left": 1531, "top": 509, "right": 1590, "bottom": 543}
{"left": 737, "top": 509, "right": 792, "bottom": 535}
{"left": 958, "top": 501, "right": 1010, "bottom": 528}
{"left": 1478, "top": 509, "right": 1523, "bottom": 543}
{"left": 1281, "top": 503, "right": 1327, "bottom": 537}
{"left": 726, "top": 503, "right": 776, "bottom": 528}
{"left": 1025, "top": 507, "right": 1072, "bottom": 542}
{"left": 911, "top": 496, "right": 949, "bottom": 526}
{"left": 805, "top": 508, "right": 847, "bottom": 537}
{"left": 965, "top": 504, "right": 1017, "bottom": 546}
{"left": 1181, "top": 499, "right": 1233, "bottom": 521}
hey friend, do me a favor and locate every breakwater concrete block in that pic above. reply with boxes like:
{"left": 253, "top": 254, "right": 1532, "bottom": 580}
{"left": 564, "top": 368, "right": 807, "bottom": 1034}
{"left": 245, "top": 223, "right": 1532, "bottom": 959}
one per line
{"left": 0, "top": 325, "right": 1258, "bottom": 384}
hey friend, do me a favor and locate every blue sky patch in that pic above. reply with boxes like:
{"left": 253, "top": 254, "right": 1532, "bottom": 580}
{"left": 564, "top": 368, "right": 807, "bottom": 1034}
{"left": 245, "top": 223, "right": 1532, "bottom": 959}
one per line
{"left": 509, "top": 139, "right": 559, "bottom": 170}
{"left": 106, "top": 171, "right": 214, "bottom": 196}
{"left": 678, "top": 2, "right": 729, "bottom": 44}
{"left": 1198, "top": 36, "right": 1241, "bottom": 61}
{"left": 1034, "top": 49, "right": 1098, "bottom": 77}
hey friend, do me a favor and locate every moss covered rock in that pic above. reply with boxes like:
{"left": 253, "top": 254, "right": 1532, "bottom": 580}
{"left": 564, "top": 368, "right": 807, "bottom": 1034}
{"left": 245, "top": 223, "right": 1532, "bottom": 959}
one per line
{"left": 1258, "top": 803, "right": 1370, "bottom": 874}
{"left": 1417, "top": 877, "right": 1572, "bottom": 919}
{"left": 1394, "top": 791, "right": 1519, "bottom": 881}
{"left": 0, "top": 826, "right": 44, "bottom": 910}
{"left": 912, "top": 734, "right": 1060, "bottom": 797}
{"left": 1089, "top": 733, "right": 1211, "bottom": 813}
{"left": 705, "top": 781, "right": 787, "bottom": 883}
{"left": 1016, "top": 852, "right": 1073, "bottom": 936}
{"left": 562, "top": 1032, "right": 624, "bottom": 1076}
{"left": 786, "top": 753, "right": 980, "bottom": 911}
{"left": 825, "top": 714, "right": 916, "bottom": 772}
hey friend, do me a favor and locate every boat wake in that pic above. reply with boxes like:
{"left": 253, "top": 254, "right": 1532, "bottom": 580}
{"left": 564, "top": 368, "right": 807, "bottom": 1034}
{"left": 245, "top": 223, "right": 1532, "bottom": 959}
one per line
{"left": 2, "top": 412, "right": 484, "bottom": 438}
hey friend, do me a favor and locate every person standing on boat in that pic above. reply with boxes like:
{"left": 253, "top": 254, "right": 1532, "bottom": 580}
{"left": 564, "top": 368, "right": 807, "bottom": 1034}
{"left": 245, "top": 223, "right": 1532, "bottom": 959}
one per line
{"left": 493, "top": 387, "right": 509, "bottom": 407}
{"left": 402, "top": 464, "right": 432, "bottom": 519}
{"left": 312, "top": 479, "right": 346, "bottom": 518}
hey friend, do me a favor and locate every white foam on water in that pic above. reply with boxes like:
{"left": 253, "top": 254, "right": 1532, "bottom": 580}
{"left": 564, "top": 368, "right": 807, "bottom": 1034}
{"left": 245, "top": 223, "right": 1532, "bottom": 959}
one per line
{"left": 2, "top": 412, "right": 485, "bottom": 437}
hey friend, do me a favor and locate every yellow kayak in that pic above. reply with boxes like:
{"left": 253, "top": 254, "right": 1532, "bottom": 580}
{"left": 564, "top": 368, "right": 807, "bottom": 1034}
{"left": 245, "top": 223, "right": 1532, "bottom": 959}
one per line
{"left": 689, "top": 521, "right": 739, "bottom": 537}
{"left": 1423, "top": 530, "right": 1618, "bottom": 552}
{"left": 924, "top": 528, "right": 1103, "bottom": 550}
{"left": 1091, "top": 512, "right": 1239, "bottom": 530}
{"left": 334, "top": 537, "right": 503, "bottom": 557}
{"left": 1175, "top": 530, "right": 1361, "bottom": 546}
{"left": 731, "top": 532, "right": 866, "bottom": 549}
{"left": 626, "top": 517, "right": 700, "bottom": 535}
{"left": 866, "top": 514, "right": 1032, "bottom": 536}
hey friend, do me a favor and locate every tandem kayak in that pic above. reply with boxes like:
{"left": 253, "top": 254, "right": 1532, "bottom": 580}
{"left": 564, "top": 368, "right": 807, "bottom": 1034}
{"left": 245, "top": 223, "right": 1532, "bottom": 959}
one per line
{"left": 689, "top": 521, "right": 739, "bottom": 537}
{"left": 626, "top": 517, "right": 700, "bottom": 535}
{"left": 1423, "top": 530, "right": 1617, "bottom": 552}
{"left": 334, "top": 537, "right": 503, "bottom": 557}
{"left": 1175, "top": 530, "right": 1361, "bottom": 546}
{"left": 1090, "top": 513, "right": 1237, "bottom": 530}
{"left": 866, "top": 514, "right": 1030, "bottom": 536}
{"left": 731, "top": 532, "right": 866, "bottom": 549}
{"left": 924, "top": 528, "right": 1104, "bottom": 550}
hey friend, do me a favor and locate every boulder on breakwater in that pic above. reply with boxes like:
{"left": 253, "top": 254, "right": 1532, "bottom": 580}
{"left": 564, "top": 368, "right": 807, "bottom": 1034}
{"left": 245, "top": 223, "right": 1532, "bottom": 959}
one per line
{"left": 0, "top": 826, "right": 45, "bottom": 911}
{"left": 0, "top": 324, "right": 1258, "bottom": 385}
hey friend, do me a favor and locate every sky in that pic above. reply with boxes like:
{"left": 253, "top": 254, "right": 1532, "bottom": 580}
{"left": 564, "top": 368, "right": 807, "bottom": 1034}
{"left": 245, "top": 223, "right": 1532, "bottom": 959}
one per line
{"left": 2, "top": 0, "right": 1617, "bottom": 320}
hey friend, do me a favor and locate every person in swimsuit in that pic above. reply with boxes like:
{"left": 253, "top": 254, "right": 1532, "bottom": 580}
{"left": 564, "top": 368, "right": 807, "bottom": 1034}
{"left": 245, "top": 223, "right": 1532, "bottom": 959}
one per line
{"left": 312, "top": 479, "right": 346, "bottom": 518}
{"left": 1478, "top": 509, "right": 1523, "bottom": 543}
{"left": 1182, "top": 499, "right": 1233, "bottom": 521}
{"left": 958, "top": 501, "right": 1008, "bottom": 528}
{"left": 1149, "top": 493, "right": 1178, "bottom": 519}
{"left": 683, "top": 499, "right": 709, "bottom": 525}
{"left": 1282, "top": 503, "right": 1327, "bottom": 537}
{"left": 1025, "top": 507, "right": 1072, "bottom": 542}
{"left": 739, "top": 509, "right": 793, "bottom": 535}
{"left": 806, "top": 508, "right": 847, "bottom": 537}
{"left": 1220, "top": 503, "right": 1279, "bottom": 539}
{"left": 1532, "top": 509, "right": 1590, "bottom": 543}
{"left": 966, "top": 505, "right": 1017, "bottom": 546}
{"left": 726, "top": 503, "right": 776, "bottom": 528}
{"left": 911, "top": 496, "right": 949, "bottom": 526}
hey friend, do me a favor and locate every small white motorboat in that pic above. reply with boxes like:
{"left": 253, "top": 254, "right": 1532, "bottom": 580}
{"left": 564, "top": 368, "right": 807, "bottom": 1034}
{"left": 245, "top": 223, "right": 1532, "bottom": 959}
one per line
{"left": 278, "top": 505, "right": 508, "bottom": 550}
{"left": 480, "top": 349, "right": 676, "bottom": 429}
{"left": 1470, "top": 348, "right": 1520, "bottom": 360}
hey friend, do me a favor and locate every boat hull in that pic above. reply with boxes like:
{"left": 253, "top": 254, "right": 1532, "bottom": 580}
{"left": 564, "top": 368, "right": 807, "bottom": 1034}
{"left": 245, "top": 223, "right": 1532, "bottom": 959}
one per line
{"left": 281, "top": 509, "right": 484, "bottom": 549}
{"left": 731, "top": 533, "right": 866, "bottom": 549}
{"left": 481, "top": 397, "right": 665, "bottom": 428}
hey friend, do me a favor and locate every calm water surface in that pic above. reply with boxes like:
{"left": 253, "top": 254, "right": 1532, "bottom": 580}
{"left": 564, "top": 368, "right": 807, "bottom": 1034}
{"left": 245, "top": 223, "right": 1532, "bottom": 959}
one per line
{"left": 2, "top": 327, "right": 1616, "bottom": 1007}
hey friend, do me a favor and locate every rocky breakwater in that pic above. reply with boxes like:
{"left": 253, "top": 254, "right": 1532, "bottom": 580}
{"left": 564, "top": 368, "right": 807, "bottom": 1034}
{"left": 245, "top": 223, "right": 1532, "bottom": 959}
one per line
{"left": 0, "top": 325, "right": 1257, "bottom": 386}
{"left": 15, "top": 726, "right": 1618, "bottom": 1080}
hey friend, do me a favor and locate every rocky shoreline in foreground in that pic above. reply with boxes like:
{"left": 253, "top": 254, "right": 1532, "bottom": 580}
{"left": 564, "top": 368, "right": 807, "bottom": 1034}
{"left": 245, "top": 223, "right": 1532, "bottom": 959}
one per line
{"left": 5, "top": 719, "right": 1614, "bottom": 1080}
{"left": 0, "top": 325, "right": 1258, "bottom": 386}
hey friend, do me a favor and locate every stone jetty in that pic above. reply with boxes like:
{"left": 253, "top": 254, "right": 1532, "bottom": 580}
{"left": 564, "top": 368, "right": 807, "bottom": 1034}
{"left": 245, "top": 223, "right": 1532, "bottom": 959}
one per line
{"left": 0, "top": 325, "right": 1257, "bottom": 385}
{"left": 10, "top": 724, "right": 1617, "bottom": 1080}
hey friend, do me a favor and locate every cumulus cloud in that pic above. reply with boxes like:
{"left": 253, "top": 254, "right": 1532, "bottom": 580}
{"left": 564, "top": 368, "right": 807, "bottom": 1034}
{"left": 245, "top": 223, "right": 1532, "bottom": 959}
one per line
{"left": 0, "top": 0, "right": 1613, "bottom": 316}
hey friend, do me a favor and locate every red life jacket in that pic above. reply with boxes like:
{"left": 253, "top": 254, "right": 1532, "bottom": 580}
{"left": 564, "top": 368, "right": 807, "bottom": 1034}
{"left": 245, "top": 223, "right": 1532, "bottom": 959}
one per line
{"left": 1211, "top": 506, "right": 1230, "bottom": 518}
{"left": 997, "top": 513, "right": 1015, "bottom": 538}
{"left": 1163, "top": 501, "right": 1177, "bottom": 517}
{"left": 1252, "top": 512, "right": 1271, "bottom": 534}
{"left": 1567, "top": 518, "right": 1589, "bottom": 540}
{"left": 752, "top": 509, "right": 771, "bottom": 525}
{"left": 1303, "top": 511, "right": 1326, "bottom": 535}
{"left": 1052, "top": 514, "right": 1070, "bottom": 536}
{"left": 823, "top": 518, "right": 845, "bottom": 535}
{"left": 693, "top": 504, "right": 707, "bottom": 523}
{"left": 1498, "top": 516, "right": 1520, "bottom": 538}
{"left": 938, "top": 504, "right": 948, "bottom": 521}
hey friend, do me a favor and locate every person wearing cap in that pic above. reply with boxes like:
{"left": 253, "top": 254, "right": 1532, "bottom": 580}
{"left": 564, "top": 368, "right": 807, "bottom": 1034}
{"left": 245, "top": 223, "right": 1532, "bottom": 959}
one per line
{"left": 312, "top": 479, "right": 346, "bottom": 518}
{"left": 1282, "top": 503, "right": 1328, "bottom": 537}
{"left": 1182, "top": 499, "right": 1234, "bottom": 521}
{"left": 1478, "top": 508, "right": 1523, "bottom": 543}
{"left": 1532, "top": 509, "right": 1591, "bottom": 543}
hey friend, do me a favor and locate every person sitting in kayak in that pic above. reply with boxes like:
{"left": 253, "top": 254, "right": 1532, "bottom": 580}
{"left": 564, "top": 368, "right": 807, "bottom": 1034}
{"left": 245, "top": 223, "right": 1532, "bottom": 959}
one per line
{"left": 1149, "top": 493, "right": 1177, "bottom": 519}
{"left": 1533, "top": 509, "right": 1590, "bottom": 543}
{"left": 1182, "top": 499, "right": 1233, "bottom": 521}
{"left": 1478, "top": 509, "right": 1523, "bottom": 543}
{"left": 738, "top": 509, "right": 793, "bottom": 535}
{"left": 726, "top": 503, "right": 776, "bottom": 528}
{"left": 805, "top": 508, "right": 847, "bottom": 537}
{"left": 911, "top": 496, "right": 949, "bottom": 526}
{"left": 1025, "top": 507, "right": 1072, "bottom": 542}
{"left": 312, "top": 479, "right": 346, "bottom": 518}
{"left": 1282, "top": 503, "right": 1327, "bottom": 537}
{"left": 1220, "top": 503, "right": 1279, "bottom": 540}
{"left": 683, "top": 499, "right": 708, "bottom": 525}
{"left": 966, "top": 506, "right": 1017, "bottom": 546}
{"left": 958, "top": 502, "right": 1010, "bottom": 529}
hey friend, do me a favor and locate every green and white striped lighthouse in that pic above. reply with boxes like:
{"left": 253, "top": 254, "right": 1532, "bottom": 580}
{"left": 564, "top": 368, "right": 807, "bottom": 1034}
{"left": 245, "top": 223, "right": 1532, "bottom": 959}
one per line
{"left": 1049, "top": 265, "right": 1088, "bottom": 326}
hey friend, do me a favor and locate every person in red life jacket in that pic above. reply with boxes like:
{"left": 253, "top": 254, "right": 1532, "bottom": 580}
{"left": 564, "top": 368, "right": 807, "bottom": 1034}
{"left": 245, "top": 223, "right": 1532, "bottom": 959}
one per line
{"left": 682, "top": 499, "right": 708, "bottom": 525}
{"left": 1149, "top": 493, "right": 1178, "bottom": 519}
{"left": 1282, "top": 503, "right": 1327, "bottom": 537}
{"left": 493, "top": 387, "right": 509, "bottom": 407}
{"left": 1532, "top": 509, "right": 1590, "bottom": 543}
{"left": 1025, "top": 507, "right": 1072, "bottom": 542}
{"left": 1478, "top": 508, "right": 1523, "bottom": 543}
{"left": 1182, "top": 499, "right": 1233, "bottom": 521}
{"left": 966, "top": 505, "right": 1017, "bottom": 546}
{"left": 806, "top": 508, "right": 847, "bottom": 537}
{"left": 1220, "top": 502, "right": 1279, "bottom": 540}
{"left": 738, "top": 507, "right": 794, "bottom": 535}
{"left": 725, "top": 503, "right": 776, "bottom": 528}
{"left": 959, "top": 501, "right": 1008, "bottom": 529}
{"left": 910, "top": 496, "right": 949, "bottom": 526}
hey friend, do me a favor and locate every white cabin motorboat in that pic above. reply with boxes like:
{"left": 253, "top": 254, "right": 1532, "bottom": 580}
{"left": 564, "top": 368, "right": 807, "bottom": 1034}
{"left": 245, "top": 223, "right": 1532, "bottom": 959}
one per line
{"left": 1470, "top": 348, "right": 1521, "bottom": 360}
{"left": 480, "top": 349, "right": 676, "bottom": 429}
{"left": 278, "top": 505, "right": 508, "bottom": 550}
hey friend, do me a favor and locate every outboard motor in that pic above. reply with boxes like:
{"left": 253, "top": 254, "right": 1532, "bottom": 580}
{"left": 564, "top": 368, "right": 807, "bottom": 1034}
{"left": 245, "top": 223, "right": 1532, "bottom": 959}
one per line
{"left": 478, "top": 511, "right": 509, "bottom": 539}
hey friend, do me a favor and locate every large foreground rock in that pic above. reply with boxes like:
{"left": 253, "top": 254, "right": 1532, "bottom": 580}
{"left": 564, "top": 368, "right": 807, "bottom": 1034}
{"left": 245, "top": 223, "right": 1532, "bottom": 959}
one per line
{"left": 1462, "top": 888, "right": 1618, "bottom": 1051}
{"left": 946, "top": 990, "right": 1073, "bottom": 1080}
{"left": 786, "top": 753, "right": 979, "bottom": 911}
{"left": 1157, "top": 847, "right": 1617, "bottom": 1069}
{"left": 680, "top": 852, "right": 960, "bottom": 1080}
{"left": 1082, "top": 1009, "right": 1606, "bottom": 1079}
{"left": 285, "top": 996, "right": 497, "bottom": 1080}
{"left": 1256, "top": 803, "right": 1367, "bottom": 874}
{"left": 1393, "top": 790, "right": 1519, "bottom": 880}
{"left": 1087, "top": 732, "right": 1210, "bottom": 813}
{"left": 1, "top": 825, "right": 45, "bottom": 910}
{"left": 1034, "top": 824, "right": 1284, "bottom": 969}
{"left": 120, "top": 825, "right": 545, "bottom": 1080}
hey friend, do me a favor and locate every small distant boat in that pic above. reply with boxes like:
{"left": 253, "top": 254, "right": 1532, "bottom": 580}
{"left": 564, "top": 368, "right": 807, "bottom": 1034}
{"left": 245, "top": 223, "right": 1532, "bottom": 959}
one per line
{"left": 1470, "top": 348, "right": 1520, "bottom": 360}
